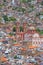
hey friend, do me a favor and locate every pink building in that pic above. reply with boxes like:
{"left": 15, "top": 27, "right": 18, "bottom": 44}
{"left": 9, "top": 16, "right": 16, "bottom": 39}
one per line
{"left": 37, "top": 0, "right": 42, "bottom": 2}
{"left": 23, "top": 22, "right": 27, "bottom": 32}
{"left": 16, "top": 22, "right": 20, "bottom": 32}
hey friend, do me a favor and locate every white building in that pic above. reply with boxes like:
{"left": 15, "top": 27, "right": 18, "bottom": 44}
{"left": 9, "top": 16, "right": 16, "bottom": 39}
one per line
{"left": 11, "top": 0, "right": 15, "bottom": 5}
{"left": 32, "top": 33, "right": 43, "bottom": 48}
{"left": 31, "top": 0, "right": 37, "bottom": 4}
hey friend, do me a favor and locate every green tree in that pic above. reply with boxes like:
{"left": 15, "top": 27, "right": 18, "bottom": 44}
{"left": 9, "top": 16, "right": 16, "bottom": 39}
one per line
{"left": 40, "top": 12, "right": 43, "bottom": 15}
{"left": 20, "top": 26, "right": 23, "bottom": 32}
{"left": 9, "top": 17, "right": 16, "bottom": 21}
{"left": 3, "top": 0, "right": 6, "bottom": 2}
{"left": 14, "top": 55, "right": 18, "bottom": 59}
{"left": 17, "top": 7, "right": 26, "bottom": 13}
{"left": 13, "top": 26, "right": 16, "bottom": 32}
{"left": 40, "top": 30, "right": 43, "bottom": 34}
{"left": 36, "top": 28, "right": 43, "bottom": 34}
{"left": 41, "top": 1, "right": 43, "bottom": 5}
{"left": 36, "top": 28, "right": 40, "bottom": 32}
{"left": 3, "top": 15, "right": 9, "bottom": 21}
{"left": 36, "top": 13, "right": 40, "bottom": 16}
{"left": 20, "top": 0, "right": 31, "bottom": 3}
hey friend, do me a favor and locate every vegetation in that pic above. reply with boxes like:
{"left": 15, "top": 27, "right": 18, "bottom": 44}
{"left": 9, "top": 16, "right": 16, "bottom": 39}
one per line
{"left": 36, "top": 28, "right": 40, "bottom": 32}
{"left": 3, "top": 15, "right": 9, "bottom": 21}
{"left": 36, "top": 13, "right": 40, "bottom": 16}
{"left": 29, "top": 5, "right": 34, "bottom": 8}
{"left": 40, "top": 12, "right": 43, "bottom": 15}
{"left": 3, "top": 15, "right": 16, "bottom": 22}
{"left": 0, "top": 4, "right": 3, "bottom": 7}
{"left": 12, "top": 7, "right": 18, "bottom": 10}
{"left": 36, "top": 12, "right": 43, "bottom": 16}
{"left": 13, "top": 40, "right": 16, "bottom": 42}
{"left": 41, "top": 1, "right": 43, "bottom": 5}
{"left": 12, "top": 7, "right": 26, "bottom": 13}
{"left": 20, "top": 0, "right": 32, "bottom": 3}
{"left": 0, "top": 17, "right": 2, "bottom": 21}
{"left": 36, "top": 28, "right": 43, "bottom": 34}
{"left": 9, "top": 33, "right": 13, "bottom": 36}
{"left": 40, "top": 30, "right": 43, "bottom": 34}
{"left": 9, "top": 17, "right": 16, "bottom": 21}
{"left": 12, "top": 5, "right": 35, "bottom": 13}
{"left": 17, "top": 7, "right": 26, "bottom": 13}
{"left": 0, "top": 4, "right": 4, "bottom": 9}
{"left": 3, "top": 0, "right": 6, "bottom": 2}
{"left": 28, "top": 5, "right": 35, "bottom": 13}
{"left": 13, "top": 26, "right": 16, "bottom": 32}
{"left": 36, "top": 12, "right": 43, "bottom": 20}
{"left": 20, "top": 26, "right": 23, "bottom": 32}
{"left": 14, "top": 55, "right": 18, "bottom": 59}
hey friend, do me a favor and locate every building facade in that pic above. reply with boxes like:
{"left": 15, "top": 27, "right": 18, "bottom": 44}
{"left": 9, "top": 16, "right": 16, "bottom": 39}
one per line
{"left": 32, "top": 33, "right": 43, "bottom": 48}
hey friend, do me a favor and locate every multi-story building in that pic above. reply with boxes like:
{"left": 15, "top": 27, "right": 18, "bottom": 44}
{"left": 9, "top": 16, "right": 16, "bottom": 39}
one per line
{"left": 16, "top": 22, "right": 20, "bottom": 32}
{"left": 32, "top": 33, "right": 43, "bottom": 48}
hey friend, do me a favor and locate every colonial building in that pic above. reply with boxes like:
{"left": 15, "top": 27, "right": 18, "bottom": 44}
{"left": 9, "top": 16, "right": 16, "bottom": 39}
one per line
{"left": 32, "top": 33, "right": 43, "bottom": 48}
{"left": 23, "top": 22, "right": 27, "bottom": 32}
{"left": 16, "top": 22, "right": 20, "bottom": 32}
{"left": 16, "top": 23, "right": 36, "bottom": 42}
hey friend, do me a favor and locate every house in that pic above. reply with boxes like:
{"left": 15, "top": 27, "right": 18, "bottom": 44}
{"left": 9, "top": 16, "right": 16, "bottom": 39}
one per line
{"left": 11, "top": 0, "right": 16, "bottom": 5}
{"left": 16, "top": 59, "right": 24, "bottom": 64}
{"left": 37, "top": 0, "right": 42, "bottom": 2}
{"left": 0, "top": 56, "right": 8, "bottom": 62}
{"left": 13, "top": 43, "right": 22, "bottom": 47}
{"left": 5, "top": 48, "right": 11, "bottom": 54}
{"left": 31, "top": 0, "right": 37, "bottom": 4}
{"left": 40, "top": 15, "right": 43, "bottom": 20}
{"left": 40, "top": 36, "right": 43, "bottom": 48}
{"left": 0, "top": 0, "right": 3, "bottom": 4}
{"left": 29, "top": 45, "right": 38, "bottom": 50}
{"left": 0, "top": 42, "right": 3, "bottom": 45}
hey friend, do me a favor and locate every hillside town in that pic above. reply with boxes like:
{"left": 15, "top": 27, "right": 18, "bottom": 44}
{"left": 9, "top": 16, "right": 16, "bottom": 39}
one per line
{"left": 0, "top": 0, "right": 43, "bottom": 65}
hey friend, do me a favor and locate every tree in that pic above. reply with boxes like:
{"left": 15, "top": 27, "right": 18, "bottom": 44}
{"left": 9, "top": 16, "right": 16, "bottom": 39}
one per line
{"left": 36, "top": 28, "right": 40, "bottom": 32}
{"left": 3, "top": 15, "right": 9, "bottom": 21}
{"left": 3, "top": 0, "right": 6, "bottom": 2}
{"left": 9, "top": 17, "right": 16, "bottom": 21}
{"left": 20, "top": 0, "right": 31, "bottom": 3}
{"left": 40, "top": 12, "right": 43, "bottom": 15}
{"left": 14, "top": 55, "right": 18, "bottom": 59}
{"left": 36, "top": 28, "right": 43, "bottom": 34}
{"left": 41, "top": 1, "right": 43, "bottom": 5}
{"left": 20, "top": 26, "right": 23, "bottom": 32}
{"left": 36, "top": 13, "right": 40, "bottom": 16}
{"left": 17, "top": 7, "right": 26, "bottom": 13}
{"left": 13, "top": 26, "right": 16, "bottom": 32}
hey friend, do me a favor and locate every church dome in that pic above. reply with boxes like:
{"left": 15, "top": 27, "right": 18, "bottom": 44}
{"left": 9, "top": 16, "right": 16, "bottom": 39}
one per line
{"left": 33, "top": 33, "right": 39, "bottom": 37}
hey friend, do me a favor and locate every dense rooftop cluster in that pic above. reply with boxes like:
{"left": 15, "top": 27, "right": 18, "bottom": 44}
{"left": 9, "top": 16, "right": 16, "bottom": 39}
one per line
{"left": 0, "top": 0, "right": 43, "bottom": 65}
